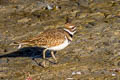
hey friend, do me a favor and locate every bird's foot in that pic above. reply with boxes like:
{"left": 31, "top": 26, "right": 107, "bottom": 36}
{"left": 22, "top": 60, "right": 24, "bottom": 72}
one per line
{"left": 53, "top": 60, "right": 58, "bottom": 64}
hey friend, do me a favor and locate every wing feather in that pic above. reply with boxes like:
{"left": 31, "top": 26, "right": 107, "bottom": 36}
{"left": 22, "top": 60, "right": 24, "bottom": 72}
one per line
{"left": 21, "top": 29, "right": 66, "bottom": 47}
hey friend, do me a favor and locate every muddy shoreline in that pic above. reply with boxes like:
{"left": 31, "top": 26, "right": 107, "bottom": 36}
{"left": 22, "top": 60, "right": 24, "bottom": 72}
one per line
{"left": 0, "top": 0, "right": 120, "bottom": 80}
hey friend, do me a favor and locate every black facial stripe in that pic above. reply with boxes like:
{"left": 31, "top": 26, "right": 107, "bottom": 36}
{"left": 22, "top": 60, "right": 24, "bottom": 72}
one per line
{"left": 64, "top": 30, "right": 73, "bottom": 38}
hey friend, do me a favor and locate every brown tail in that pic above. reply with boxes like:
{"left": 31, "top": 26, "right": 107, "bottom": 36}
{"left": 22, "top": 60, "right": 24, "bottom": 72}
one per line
{"left": 10, "top": 42, "right": 28, "bottom": 49}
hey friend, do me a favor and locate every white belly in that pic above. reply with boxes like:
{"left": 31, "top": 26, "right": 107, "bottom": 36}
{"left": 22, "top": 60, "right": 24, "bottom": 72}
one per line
{"left": 47, "top": 38, "right": 70, "bottom": 51}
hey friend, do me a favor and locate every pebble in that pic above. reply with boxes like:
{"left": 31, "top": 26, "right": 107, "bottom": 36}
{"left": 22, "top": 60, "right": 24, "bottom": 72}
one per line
{"left": 111, "top": 73, "right": 116, "bottom": 76}
{"left": 72, "top": 71, "right": 82, "bottom": 75}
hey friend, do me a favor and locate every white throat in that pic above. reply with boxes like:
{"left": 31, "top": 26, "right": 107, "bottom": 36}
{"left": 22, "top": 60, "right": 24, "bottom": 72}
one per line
{"left": 64, "top": 28, "right": 76, "bottom": 35}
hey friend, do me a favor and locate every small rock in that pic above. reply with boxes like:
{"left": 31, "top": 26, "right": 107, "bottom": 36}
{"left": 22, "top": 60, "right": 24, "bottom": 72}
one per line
{"left": 46, "top": 4, "right": 53, "bottom": 10}
{"left": 17, "top": 18, "right": 31, "bottom": 23}
{"left": 72, "top": 71, "right": 82, "bottom": 75}
{"left": 66, "top": 78, "right": 74, "bottom": 80}
{"left": 112, "top": 73, "right": 116, "bottom": 76}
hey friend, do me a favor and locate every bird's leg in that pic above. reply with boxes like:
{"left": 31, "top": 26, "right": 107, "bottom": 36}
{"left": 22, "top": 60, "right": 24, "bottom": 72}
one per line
{"left": 51, "top": 51, "right": 58, "bottom": 64}
{"left": 41, "top": 48, "right": 48, "bottom": 67}
{"left": 43, "top": 48, "right": 47, "bottom": 59}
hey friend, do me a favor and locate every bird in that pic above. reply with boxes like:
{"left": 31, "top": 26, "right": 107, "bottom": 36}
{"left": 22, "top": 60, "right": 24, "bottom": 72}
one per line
{"left": 16, "top": 23, "right": 76, "bottom": 67}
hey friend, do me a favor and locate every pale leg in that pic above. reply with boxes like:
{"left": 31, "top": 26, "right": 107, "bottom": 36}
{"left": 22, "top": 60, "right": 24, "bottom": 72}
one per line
{"left": 51, "top": 51, "right": 57, "bottom": 63}
{"left": 42, "top": 48, "right": 48, "bottom": 67}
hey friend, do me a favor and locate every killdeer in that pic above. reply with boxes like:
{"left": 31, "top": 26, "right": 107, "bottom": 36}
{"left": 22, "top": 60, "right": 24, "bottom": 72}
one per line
{"left": 18, "top": 23, "right": 76, "bottom": 67}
